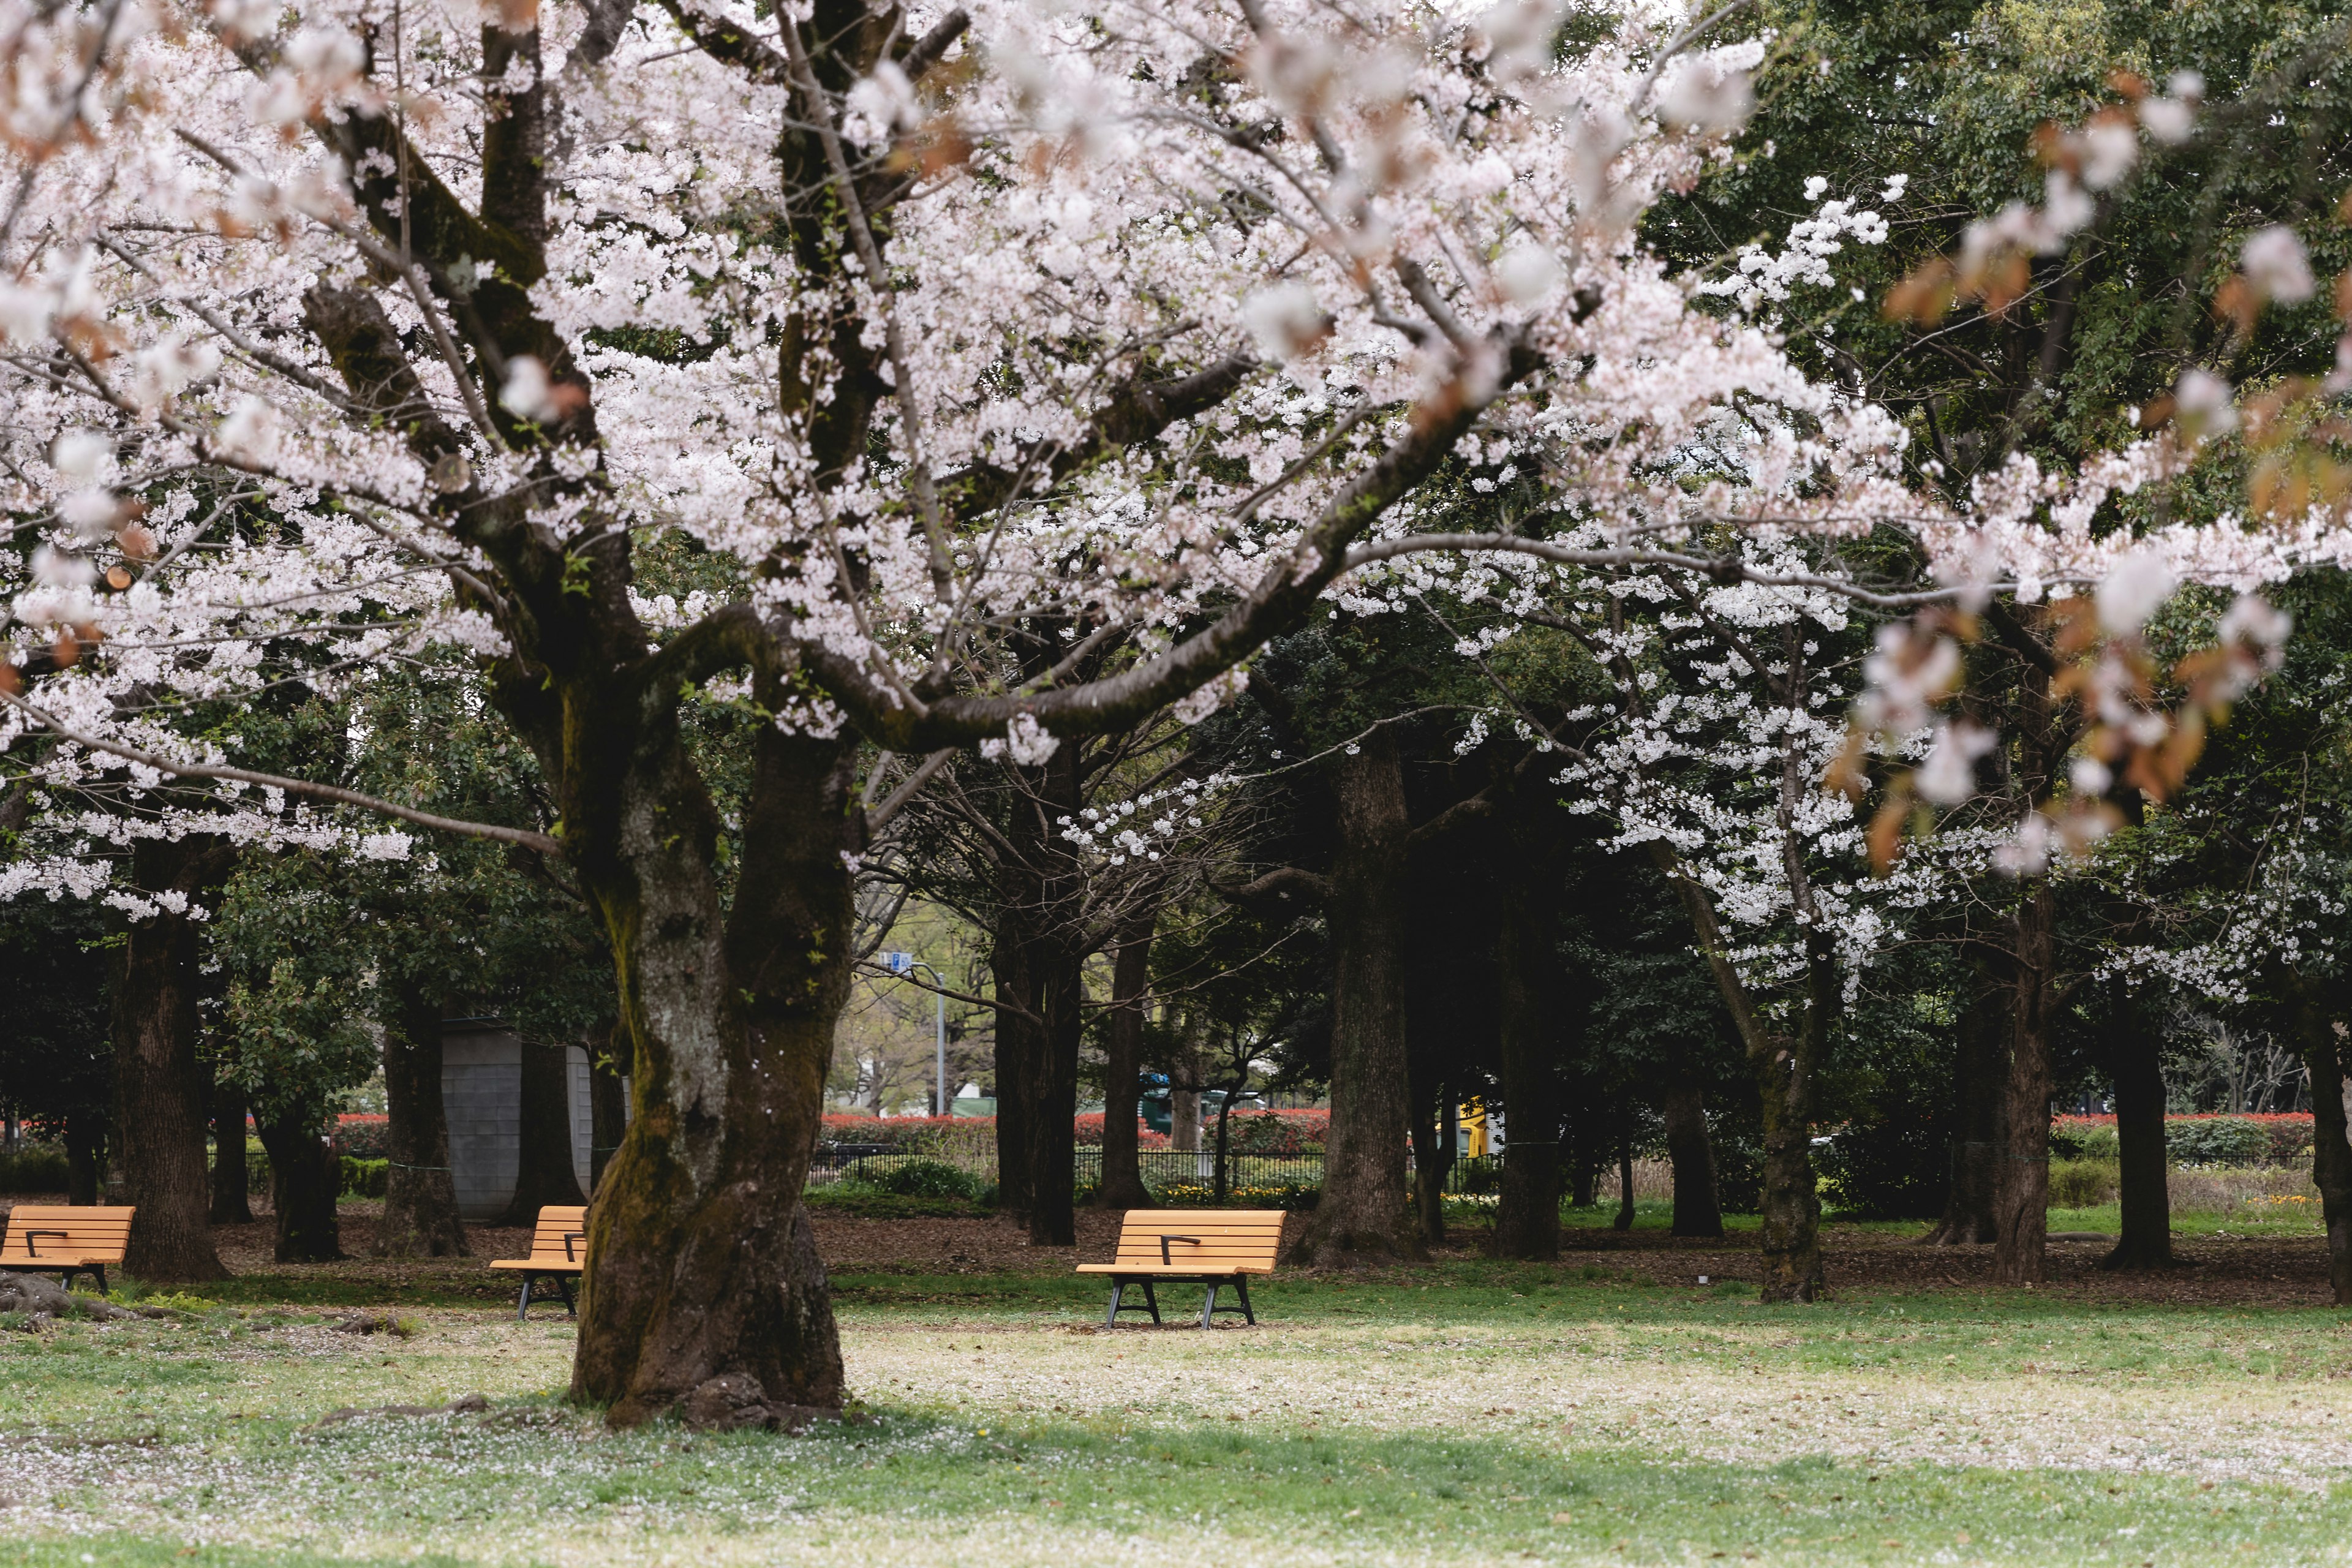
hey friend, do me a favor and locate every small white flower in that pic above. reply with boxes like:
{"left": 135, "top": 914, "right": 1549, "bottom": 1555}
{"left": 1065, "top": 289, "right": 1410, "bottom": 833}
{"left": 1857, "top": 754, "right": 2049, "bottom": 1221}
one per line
{"left": 2241, "top": 225, "right": 2315, "bottom": 304}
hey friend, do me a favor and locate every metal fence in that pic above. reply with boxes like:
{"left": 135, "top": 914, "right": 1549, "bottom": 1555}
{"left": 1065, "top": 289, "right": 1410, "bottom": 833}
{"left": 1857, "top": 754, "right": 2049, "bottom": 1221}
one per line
{"left": 812, "top": 1145, "right": 1509, "bottom": 1196}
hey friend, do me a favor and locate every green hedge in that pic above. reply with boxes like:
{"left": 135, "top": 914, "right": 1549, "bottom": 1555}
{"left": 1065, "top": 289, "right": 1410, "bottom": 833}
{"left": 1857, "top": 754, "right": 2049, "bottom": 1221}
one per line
{"left": 0, "top": 1144, "right": 72, "bottom": 1193}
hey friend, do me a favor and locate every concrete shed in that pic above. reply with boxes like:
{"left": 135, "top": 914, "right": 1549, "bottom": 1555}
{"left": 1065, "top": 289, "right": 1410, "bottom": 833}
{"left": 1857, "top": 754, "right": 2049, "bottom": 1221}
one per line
{"left": 440, "top": 1019, "right": 596, "bottom": 1221}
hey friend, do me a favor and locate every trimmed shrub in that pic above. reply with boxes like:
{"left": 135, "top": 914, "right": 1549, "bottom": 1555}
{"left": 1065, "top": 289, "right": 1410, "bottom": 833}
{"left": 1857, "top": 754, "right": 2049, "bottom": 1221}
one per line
{"left": 338, "top": 1157, "right": 389, "bottom": 1199}
{"left": 332, "top": 1117, "right": 389, "bottom": 1161}
{"left": 865, "top": 1157, "right": 981, "bottom": 1201}
{"left": 2047, "top": 1158, "right": 2119, "bottom": 1208}
{"left": 1156, "top": 1180, "right": 1318, "bottom": 1210}
{"left": 2051, "top": 1114, "right": 2313, "bottom": 1166}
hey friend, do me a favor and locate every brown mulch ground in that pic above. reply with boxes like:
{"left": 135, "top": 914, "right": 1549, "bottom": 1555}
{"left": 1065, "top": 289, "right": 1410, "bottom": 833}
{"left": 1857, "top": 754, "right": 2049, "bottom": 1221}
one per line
{"left": 6, "top": 1193, "right": 2340, "bottom": 1305}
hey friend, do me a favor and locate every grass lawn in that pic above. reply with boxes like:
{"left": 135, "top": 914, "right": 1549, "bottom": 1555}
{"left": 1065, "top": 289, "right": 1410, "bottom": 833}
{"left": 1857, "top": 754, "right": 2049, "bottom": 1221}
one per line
{"left": 9, "top": 1242, "right": 2352, "bottom": 1567}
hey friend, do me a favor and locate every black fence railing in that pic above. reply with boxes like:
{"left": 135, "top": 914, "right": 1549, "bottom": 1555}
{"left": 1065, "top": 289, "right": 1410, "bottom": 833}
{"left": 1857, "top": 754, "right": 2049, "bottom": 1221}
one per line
{"left": 812, "top": 1145, "right": 1510, "bottom": 1197}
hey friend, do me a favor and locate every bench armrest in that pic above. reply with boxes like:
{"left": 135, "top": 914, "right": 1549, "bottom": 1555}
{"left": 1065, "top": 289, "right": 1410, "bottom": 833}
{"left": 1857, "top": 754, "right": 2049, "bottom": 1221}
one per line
{"left": 562, "top": 1231, "right": 585, "bottom": 1261}
{"left": 20, "top": 1229, "right": 69, "bottom": 1257}
{"left": 1158, "top": 1235, "right": 1202, "bottom": 1265}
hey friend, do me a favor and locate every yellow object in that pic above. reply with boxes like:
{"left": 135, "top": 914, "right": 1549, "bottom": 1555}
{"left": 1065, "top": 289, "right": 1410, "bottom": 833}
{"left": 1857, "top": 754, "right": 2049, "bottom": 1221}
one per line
{"left": 1461, "top": 1098, "right": 1488, "bottom": 1158}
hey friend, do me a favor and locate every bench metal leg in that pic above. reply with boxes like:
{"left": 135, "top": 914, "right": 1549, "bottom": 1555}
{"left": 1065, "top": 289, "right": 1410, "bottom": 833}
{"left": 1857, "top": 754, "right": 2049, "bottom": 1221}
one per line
{"left": 555, "top": 1275, "right": 576, "bottom": 1317}
{"left": 1107, "top": 1278, "right": 1165, "bottom": 1327}
{"left": 516, "top": 1275, "right": 537, "bottom": 1322}
{"left": 1200, "top": 1284, "right": 1218, "bottom": 1329}
{"left": 1106, "top": 1283, "right": 1124, "bottom": 1328}
{"left": 59, "top": 1265, "right": 106, "bottom": 1297}
{"left": 1235, "top": 1275, "right": 1254, "bottom": 1325}
{"left": 1142, "top": 1280, "right": 1159, "bottom": 1324}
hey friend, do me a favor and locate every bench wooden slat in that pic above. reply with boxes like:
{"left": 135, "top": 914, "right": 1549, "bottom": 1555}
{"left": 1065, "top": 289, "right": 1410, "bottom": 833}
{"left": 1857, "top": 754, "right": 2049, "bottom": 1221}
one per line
{"left": 1, "top": 1206, "right": 136, "bottom": 1267}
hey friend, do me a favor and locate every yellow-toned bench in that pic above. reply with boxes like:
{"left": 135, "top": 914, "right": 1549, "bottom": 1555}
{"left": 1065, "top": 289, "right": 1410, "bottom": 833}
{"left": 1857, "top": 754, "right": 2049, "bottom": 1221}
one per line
{"left": 1, "top": 1205, "right": 134, "bottom": 1295}
{"left": 1076, "top": 1209, "right": 1282, "bottom": 1328}
{"left": 487, "top": 1205, "right": 586, "bottom": 1320}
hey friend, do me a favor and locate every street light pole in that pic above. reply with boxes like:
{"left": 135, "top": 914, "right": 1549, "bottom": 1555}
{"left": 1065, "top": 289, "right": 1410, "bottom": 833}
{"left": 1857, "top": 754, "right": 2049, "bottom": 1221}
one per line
{"left": 883, "top": 952, "right": 949, "bottom": 1118}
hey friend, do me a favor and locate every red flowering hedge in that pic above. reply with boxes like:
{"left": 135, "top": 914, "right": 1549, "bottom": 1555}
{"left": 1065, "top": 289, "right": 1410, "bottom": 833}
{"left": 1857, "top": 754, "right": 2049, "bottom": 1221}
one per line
{"left": 818, "top": 1107, "right": 1327, "bottom": 1153}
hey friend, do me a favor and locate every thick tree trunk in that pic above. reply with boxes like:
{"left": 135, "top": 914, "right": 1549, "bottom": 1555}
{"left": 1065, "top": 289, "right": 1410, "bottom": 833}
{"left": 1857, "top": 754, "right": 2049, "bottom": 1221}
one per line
{"left": 1095, "top": 912, "right": 1155, "bottom": 1209}
{"left": 1170, "top": 1015, "right": 1205, "bottom": 1154}
{"left": 111, "top": 837, "right": 230, "bottom": 1283}
{"left": 65, "top": 1112, "right": 103, "bottom": 1205}
{"left": 1660, "top": 1071, "right": 1724, "bottom": 1238}
{"left": 2103, "top": 1004, "right": 2174, "bottom": 1271}
{"left": 377, "top": 992, "right": 468, "bottom": 1257}
{"left": 1491, "top": 806, "right": 1560, "bottom": 1260}
{"left": 1992, "top": 883, "right": 2055, "bottom": 1285}
{"left": 255, "top": 1104, "right": 344, "bottom": 1263}
{"left": 1567, "top": 1087, "right": 1599, "bottom": 1208}
{"left": 208, "top": 1076, "right": 253, "bottom": 1224}
{"left": 500, "top": 1037, "right": 587, "bottom": 1226}
{"left": 1925, "top": 964, "right": 2005, "bottom": 1244}
{"left": 2293, "top": 979, "right": 2352, "bottom": 1305}
{"left": 590, "top": 1021, "right": 630, "bottom": 1192}
{"left": 1288, "top": 733, "right": 1423, "bottom": 1265}
{"left": 569, "top": 728, "right": 858, "bottom": 1426}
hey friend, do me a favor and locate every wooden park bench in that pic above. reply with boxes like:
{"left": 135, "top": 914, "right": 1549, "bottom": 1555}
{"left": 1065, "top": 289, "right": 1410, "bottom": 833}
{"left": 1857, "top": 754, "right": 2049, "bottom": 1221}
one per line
{"left": 1076, "top": 1209, "right": 1283, "bottom": 1329}
{"left": 488, "top": 1205, "right": 586, "bottom": 1321}
{"left": 0, "top": 1205, "right": 134, "bottom": 1295}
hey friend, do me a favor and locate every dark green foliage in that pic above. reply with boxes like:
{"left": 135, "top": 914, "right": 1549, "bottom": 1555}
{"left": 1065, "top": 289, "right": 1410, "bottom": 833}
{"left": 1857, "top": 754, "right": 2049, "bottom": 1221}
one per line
{"left": 864, "top": 1157, "right": 983, "bottom": 1201}
{"left": 0, "top": 1144, "right": 72, "bottom": 1193}
{"left": 337, "top": 1158, "right": 390, "bottom": 1199}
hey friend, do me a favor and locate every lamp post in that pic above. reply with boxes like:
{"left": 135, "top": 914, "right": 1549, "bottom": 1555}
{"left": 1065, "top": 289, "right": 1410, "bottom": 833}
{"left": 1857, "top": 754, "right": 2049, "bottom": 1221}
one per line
{"left": 882, "top": 952, "right": 948, "bottom": 1117}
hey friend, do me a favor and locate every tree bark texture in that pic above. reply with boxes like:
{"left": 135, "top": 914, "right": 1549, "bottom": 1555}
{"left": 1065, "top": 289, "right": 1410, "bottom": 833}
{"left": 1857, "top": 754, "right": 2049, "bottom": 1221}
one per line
{"left": 1170, "top": 1014, "right": 1205, "bottom": 1153}
{"left": 111, "top": 836, "right": 232, "bottom": 1283}
{"left": 1660, "top": 1071, "right": 1724, "bottom": 1238}
{"left": 2294, "top": 979, "right": 2352, "bottom": 1305}
{"left": 567, "top": 724, "right": 859, "bottom": 1425}
{"left": 256, "top": 1104, "right": 344, "bottom": 1262}
{"left": 1289, "top": 732, "right": 1422, "bottom": 1265}
{"left": 376, "top": 992, "right": 467, "bottom": 1257}
{"left": 1490, "top": 795, "right": 1561, "bottom": 1260}
{"left": 1095, "top": 911, "right": 1156, "bottom": 1209}
{"left": 1992, "top": 882, "right": 2056, "bottom": 1285}
{"left": 1613, "top": 1131, "right": 1635, "bottom": 1231}
{"left": 1022, "top": 947, "right": 1085, "bottom": 1245}
{"left": 209, "top": 1076, "right": 253, "bottom": 1225}
{"left": 2103, "top": 1002, "right": 2174, "bottom": 1271}
{"left": 1925, "top": 962, "right": 2005, "bottom": 1245}
{"left": 500, "top": 1038, "right": 587, "bottom": 1226}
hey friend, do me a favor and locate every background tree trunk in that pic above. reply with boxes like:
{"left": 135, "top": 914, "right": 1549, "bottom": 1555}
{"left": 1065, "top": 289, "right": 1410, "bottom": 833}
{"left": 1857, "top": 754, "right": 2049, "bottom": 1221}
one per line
{"left": 1613, "top": 1130, "right": 1635, "bottom": 1231}
{"left": 1022, "top": 948, "right": 1084, "bottom": 1245}
{"left": 1992, "top": 884, "right": 2055, "bottom": 1285}
{"left": 1926, "top": 964, "right": 2005, "bottom": 1244}
{"left": 65, "top": 1113, "right": 103, "bottom": 1206}
{"left": 1095, "top": 911, "right": 1156, "bottom": 1209}
{"left": 2103, "top": 1005, "right": 2174, "bottom": 1271}
{"left": 1660, "top": 1070, "right": 1724, "bottom": 1238}
{"left": 990, "top": 914, "right": 1037, "bottom": 1216}
{"left": 209, "top": 1076, "right": 252, "bottom": 1224}
{"left": 1491, "top": 802, "right": 1561, "bottom": 1260}
{"left": 2294, "top": 979, "right": 2352, "bottom": 1305}
{"left": 1408, "top": 1085, "right": 1450, "bottom": 1247}
{"left": 377, "top": 993, "right": 468, "bottom": 1257}
{"left": 499, "top": 1038, "right": 587, "bottom": 1226}
{"left": 590, "top": 1020, "right": 630, "bottom": 1192}
{"left": 111, "top": 837, "right": 231, "bottom": 1283}
{"left": 1288, "top": 733, "right": 1422, "bottom": 1265}
{"left": 1170, "top": 1016, "right": 1205, "bottom": 1153}
{"left": 256, "top": 1104, "right": 344, "bottom": 1262}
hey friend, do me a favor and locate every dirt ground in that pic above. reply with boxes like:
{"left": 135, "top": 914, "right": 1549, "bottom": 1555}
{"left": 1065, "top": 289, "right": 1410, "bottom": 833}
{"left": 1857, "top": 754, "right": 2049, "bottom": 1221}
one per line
{"left": 4, "top": 1194, "right": 2340, "bottom": 1305}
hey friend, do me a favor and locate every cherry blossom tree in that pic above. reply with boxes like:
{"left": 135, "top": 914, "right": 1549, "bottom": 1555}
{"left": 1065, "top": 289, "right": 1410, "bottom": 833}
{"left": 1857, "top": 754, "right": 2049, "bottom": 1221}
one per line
{"left": 6, "top": 0, "right": 2348, "bottom": 1409}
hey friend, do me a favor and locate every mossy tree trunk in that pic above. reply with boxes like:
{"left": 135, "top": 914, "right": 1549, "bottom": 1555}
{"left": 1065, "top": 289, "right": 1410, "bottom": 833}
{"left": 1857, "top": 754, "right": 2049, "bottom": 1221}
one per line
{"left": 1408, "top": 1087, "right": 1452, "bottom": 1247}
{"left": 377, "top": 989, "right": 467, "bottom": 1257}
{"left": 1289, "top": 732, "right": 1422, "bottom": 1265}
{"left": 989, "top": 910, "right": 1036, "bottom": 1216}
{"left": 112, "top": 836, "right": 232, "bottom": 1283}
